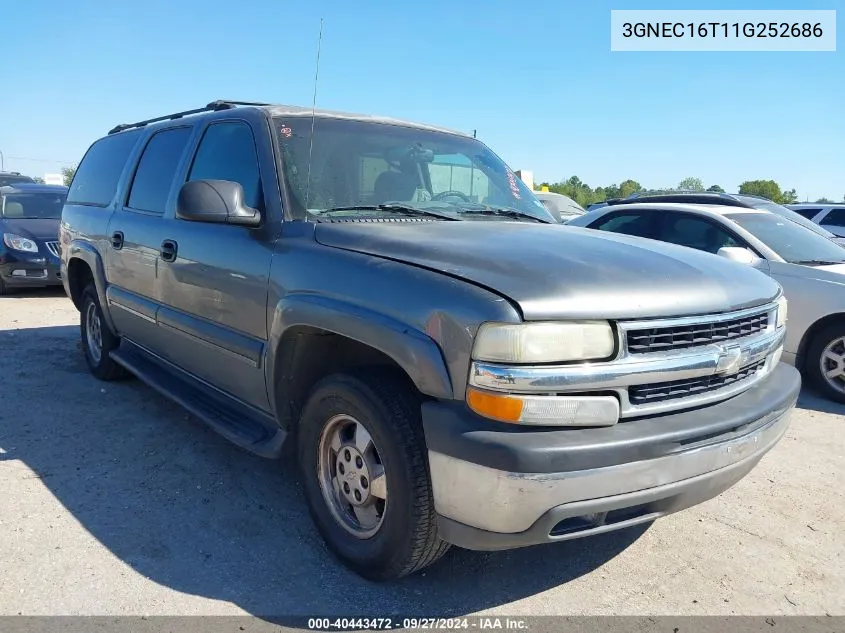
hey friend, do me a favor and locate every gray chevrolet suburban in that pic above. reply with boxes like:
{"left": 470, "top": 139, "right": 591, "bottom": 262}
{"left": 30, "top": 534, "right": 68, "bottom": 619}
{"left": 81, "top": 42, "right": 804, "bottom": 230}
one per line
{"left": 60, "top": 100, "right": 801, "bottom": 580}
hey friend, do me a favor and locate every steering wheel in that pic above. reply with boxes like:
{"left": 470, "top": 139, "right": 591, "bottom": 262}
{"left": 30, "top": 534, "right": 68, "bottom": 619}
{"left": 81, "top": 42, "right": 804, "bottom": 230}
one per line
{"left": 432, "top": 190, "right": 472, "bottom": 202}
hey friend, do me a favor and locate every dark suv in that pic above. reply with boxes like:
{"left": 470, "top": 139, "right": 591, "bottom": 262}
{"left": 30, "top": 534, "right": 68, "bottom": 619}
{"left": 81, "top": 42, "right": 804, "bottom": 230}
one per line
{"left": 60, "top": 100, "right": 800, "bottom": 580}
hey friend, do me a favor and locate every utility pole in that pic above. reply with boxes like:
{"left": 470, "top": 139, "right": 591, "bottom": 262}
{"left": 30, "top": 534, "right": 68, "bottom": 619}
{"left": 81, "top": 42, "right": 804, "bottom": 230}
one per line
{"left": 0, "top": 150, "right": 4, "bottom": 171}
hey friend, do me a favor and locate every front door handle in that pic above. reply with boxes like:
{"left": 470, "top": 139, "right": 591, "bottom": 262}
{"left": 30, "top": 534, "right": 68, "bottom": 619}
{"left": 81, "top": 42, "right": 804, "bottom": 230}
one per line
{"left": 160, "top": 239, "right": 178, "bottom": 263}
{"left": 111, "top": 231, "right": 124, "bottom": 250}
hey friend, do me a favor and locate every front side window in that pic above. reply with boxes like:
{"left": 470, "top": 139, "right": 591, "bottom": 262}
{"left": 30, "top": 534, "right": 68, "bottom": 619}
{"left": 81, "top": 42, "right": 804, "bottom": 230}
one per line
{"left": 188, "top": 121, "right": 264, "bottom": 210}
{"left": 656, "top": 213, "right": 743, "bottom": 254}
{"left": 821, "top": 208, "right": 845, "bottom": 228}
{"left": 1, "top": 192, "right": 67, "bottom": 219}
{"left": 126, "top": 127, "right": 193, "bottom": 213}
{"left": 792, "top": 208, "right": 822, "bottom": 220}
{"left": 728, "top": 212, "right": 845, "bottom": 264}
{"left": 274, "top": 116, "right": 553, "bottom": 222}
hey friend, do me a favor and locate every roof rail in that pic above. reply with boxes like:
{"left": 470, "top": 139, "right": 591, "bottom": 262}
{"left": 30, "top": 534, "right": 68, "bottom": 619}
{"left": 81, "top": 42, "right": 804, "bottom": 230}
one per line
{"left": 108, "top": 99, "right": 272, "bottom": 135}
{"left": 605, "top": 192, "right": 754, "bottom": 209}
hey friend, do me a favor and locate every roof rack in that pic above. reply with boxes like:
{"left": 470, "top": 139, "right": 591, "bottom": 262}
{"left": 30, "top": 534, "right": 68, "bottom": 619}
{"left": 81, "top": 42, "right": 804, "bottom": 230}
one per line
{"left": 605, "top": 192, "right": 754, "bottom": 209}
{"left": 108, "top": 99, "right": 271, "bottom": 135}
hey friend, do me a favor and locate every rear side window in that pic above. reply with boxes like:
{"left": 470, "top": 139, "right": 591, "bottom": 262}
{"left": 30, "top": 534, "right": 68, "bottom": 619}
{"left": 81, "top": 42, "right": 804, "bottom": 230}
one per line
{"left": 793, "top": 208, "right": 822, "bottom": 219}
{"left": 591, "top": 212, "right": 653, "bottom": 238}
{"left": 67, "top": 131, "right": 141, "bottom": 207}
{"left": 187, "top": 121, "right": 264, "bottom": 210}
{"left": 126, "top": 127, "right": 193, "bottom": 213}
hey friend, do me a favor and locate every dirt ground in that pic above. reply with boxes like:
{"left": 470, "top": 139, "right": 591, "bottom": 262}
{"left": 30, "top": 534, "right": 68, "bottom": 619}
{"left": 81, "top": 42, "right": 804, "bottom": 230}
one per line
{"left": 1, "top": 288, "right": 843, "bottom": 617}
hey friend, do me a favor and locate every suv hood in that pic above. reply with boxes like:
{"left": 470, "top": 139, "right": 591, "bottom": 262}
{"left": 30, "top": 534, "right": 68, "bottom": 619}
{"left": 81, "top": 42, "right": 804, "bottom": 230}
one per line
{"left": 0, "top": 217, "right": 60, "bottom": 241}
{"left": 314, "top": 221, "right": 781, "bottom": 320}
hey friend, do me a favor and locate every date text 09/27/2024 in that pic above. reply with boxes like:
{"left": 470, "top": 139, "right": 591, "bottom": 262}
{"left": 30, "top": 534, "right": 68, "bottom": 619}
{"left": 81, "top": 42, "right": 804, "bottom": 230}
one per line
{"left": 306, "top": 618, "right": 528, "bottom": 631}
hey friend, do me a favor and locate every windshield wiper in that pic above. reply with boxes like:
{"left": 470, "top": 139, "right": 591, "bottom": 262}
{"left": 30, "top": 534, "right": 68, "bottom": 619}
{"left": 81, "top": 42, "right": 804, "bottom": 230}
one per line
{"left": 455, "top": 204, "right": 553, "bottom": 224}
{"left": 791, "top": 259, "right": 845, "bottom": 266}
{"left": 316, "top": 203, "right": 461, "bottom": 221}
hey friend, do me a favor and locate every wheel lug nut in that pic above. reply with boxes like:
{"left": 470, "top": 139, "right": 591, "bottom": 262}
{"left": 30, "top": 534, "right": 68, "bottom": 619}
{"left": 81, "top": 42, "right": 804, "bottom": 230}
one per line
{"left": 355, "top": 456, "right": 363, "bottom": 468}
{"left": 344, "top": 449, "right": 351, "bottom": 462}
{"left": 338, "top": 463, "right": 345, "bottom": 475}
{"left": 354, "top": 489, "right": 362, "bottom": 502}
{"left": 343, "top": 482, "right": 350, "bottom": 494}
{"left": 360, "top": 476, "right": 368, "bottom": 489}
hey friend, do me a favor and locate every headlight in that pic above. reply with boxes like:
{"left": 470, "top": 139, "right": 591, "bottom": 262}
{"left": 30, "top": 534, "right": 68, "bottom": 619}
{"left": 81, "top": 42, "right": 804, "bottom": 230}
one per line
{"left": 776, "top": 295, "right": 788, "bottom": 329}
{"left": 3, "top": 233, "right": 38, "bottom": 253}
{"left": 472, "top": 321, "right": 615, "bottom": 363}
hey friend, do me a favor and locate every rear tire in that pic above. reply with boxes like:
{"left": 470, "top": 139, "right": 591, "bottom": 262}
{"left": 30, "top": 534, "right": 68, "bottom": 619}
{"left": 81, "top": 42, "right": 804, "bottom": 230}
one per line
{"left": 297, "top": 369, "right": 449, "bottom": 580}
{"left": 0, "top": 277, "right": 8, "bottom": 295}
{"left": 805, "top": 323, "right": 845, "bottom": 403}
{"left": 80, "top": 283, "right": 129, "bottom": 381}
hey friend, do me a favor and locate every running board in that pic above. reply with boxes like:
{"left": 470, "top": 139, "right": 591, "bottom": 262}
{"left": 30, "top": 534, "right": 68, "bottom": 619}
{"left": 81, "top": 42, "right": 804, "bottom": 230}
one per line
{"left": 110, "top": 342, "right": 287, "bottom": 458}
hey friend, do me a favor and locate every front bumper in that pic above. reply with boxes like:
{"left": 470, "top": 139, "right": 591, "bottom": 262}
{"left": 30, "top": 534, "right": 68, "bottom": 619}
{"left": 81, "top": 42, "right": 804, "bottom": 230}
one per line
{"left": 0, "top": 251, "right": 61, "bottom": 287}
{"left": 423, "top": 362, "right": 800, "bottom": 551}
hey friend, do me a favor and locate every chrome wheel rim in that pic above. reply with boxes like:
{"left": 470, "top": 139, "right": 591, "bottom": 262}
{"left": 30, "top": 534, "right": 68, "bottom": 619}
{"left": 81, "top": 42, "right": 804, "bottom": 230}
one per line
{"left": 317, "top": 414, "right": 388, "bottom": 538}
{"left": 85, "top": 301, "right": 103, "bottom": 364}
{"left": 820, "top": 336, "right": 845, "bottom": 395}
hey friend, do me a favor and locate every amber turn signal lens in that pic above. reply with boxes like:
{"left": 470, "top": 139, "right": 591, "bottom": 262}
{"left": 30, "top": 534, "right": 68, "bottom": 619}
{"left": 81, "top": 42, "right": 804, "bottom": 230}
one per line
{"left": 466, "top": 387, "right": 524, "bottom": 423}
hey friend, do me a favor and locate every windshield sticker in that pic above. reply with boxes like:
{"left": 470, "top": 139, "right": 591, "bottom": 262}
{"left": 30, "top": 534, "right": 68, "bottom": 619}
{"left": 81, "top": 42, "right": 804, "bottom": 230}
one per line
{"left": 280, "top": 125, "right": 293, "bottom": 138}
{"left": 506, "top": 170, "right": 522, "bottom": 200}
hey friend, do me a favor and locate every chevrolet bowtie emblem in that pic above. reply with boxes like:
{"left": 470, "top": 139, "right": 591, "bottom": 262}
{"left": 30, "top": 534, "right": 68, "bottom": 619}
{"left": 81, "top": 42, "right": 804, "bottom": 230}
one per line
{"left": 715, "top": 344, "right": 744, "bottom": 375}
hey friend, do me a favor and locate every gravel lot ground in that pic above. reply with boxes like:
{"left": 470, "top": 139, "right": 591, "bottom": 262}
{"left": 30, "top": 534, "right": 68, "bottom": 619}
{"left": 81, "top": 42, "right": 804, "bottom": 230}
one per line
{"left": 0, "top": 288, "right": 843, "bottom": 618}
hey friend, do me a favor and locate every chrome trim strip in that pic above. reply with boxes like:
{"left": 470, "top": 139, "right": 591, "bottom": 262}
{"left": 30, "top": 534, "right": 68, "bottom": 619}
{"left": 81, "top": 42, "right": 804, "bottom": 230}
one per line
{"left": 428, "top": 404, "right": 792, "bottom": 534}
{"left": 470, "top": 327, "right": 785, "bottom": 393}
{"left": 109, "top": 300, "right": 157, "bottom": 324}
{"left": 618, "top": 301, "right": 778, "bottom": 333}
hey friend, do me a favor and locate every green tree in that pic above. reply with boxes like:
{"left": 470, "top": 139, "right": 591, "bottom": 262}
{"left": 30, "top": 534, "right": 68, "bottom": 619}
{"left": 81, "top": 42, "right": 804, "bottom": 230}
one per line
{"left": 678, "top": 177, "right": 704, "bottom": 192}
{"left": 32, "top": 176, "right": 45, "bottom": 184}
{"left": 738, "top": 179, "right": 798, "bottom": 204}
{"left": 618, "top": 179, "right": 644, "bottom": 198}
{"left": 816, "top": 197, "right": 834, "bottom": 203}
{"left": 707, "top": 184, "right": 725, "bottom": 193}
{"left": 61, "top": 165, "right": 77, "bottom": 187}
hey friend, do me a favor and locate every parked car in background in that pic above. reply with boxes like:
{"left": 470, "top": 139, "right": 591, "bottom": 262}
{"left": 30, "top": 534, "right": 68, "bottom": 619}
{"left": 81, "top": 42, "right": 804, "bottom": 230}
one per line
{"left": 788, "top": 203, "right": 845, "bottom": 240}
{"left": 613, "top": 191, "right": 845, "bottom": 246}
{"left": 60, "top": 100, "right": 798, "bottom": 580}
{"left": 0, "top": 182, "right": 67, "bottom": 294}
{"left": 568, "top": 201, "right": 845, "bottom": 403}
{"left": 533, "top": 191, "right": 585, "bottom": 222}
{"left": 0, "top": 171, "right": 36, "bottom": 187}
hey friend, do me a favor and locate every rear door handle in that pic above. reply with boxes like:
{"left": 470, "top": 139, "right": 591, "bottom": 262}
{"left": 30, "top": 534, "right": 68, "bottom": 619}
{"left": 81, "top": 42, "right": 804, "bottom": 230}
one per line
{"left": 111, "top": 231, "right": 124, "bottom": 250}
{"left": 160, "top": 239, "right": 178, "bottom": 263}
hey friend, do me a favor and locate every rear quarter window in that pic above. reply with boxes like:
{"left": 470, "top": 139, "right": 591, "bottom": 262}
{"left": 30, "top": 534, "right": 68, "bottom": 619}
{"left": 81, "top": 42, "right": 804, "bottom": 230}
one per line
{"left": 67, "top": 131, "right": 142, "bottom": 207}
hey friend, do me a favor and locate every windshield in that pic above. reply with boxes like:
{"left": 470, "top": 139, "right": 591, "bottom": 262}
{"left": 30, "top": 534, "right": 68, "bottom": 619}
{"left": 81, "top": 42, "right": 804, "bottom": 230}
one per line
{"left": 1, "top": 192, "right": 67, "bottom": 219}
{"left": 273, "top": 116, "right": 554, "bottom": 222}
{"left": 735, "top": 195, "right": 836, "bottom": 238}
{"left": 728, "top": 212, "right": 845, "bottom": 264}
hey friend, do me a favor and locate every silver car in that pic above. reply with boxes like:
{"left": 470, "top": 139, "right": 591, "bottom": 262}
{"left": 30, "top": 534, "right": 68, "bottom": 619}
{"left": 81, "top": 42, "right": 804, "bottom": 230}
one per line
{"left": 533, "top": 191, "right": 585, "bottom": 222}
{"left": 568, "top": 202, "right": 845, "bottom": 402}
{"left": 788, "top": 203, "right": 845, "bottom": 240}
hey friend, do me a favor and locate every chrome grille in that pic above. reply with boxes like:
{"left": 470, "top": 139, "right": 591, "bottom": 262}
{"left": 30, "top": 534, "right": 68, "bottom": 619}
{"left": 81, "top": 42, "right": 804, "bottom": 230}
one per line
{"left": 628, "top": 360, "right": 765, "bottom": 405}
{"left": 626, "top": 312, "right": 768, "bottom": 354}
{"left": 45, "top": 241, "right": 61, "bottom": 258}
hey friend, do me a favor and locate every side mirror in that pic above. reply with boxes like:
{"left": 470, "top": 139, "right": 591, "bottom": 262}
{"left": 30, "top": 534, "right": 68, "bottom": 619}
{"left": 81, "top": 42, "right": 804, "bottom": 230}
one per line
{"left": 176, "top": 180, "right": 261, "bottom": 227}
{"left": 717, "top": 246, "right": 759, "bottom": 266}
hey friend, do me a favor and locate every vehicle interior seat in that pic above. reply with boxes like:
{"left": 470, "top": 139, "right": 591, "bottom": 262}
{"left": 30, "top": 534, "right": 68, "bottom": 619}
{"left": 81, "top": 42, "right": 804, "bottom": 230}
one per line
{"left": 372, "top": 170, "right": 417, "bottom": 203}
{"left": 3, "top": 202, "right": 24, "bottom": 217}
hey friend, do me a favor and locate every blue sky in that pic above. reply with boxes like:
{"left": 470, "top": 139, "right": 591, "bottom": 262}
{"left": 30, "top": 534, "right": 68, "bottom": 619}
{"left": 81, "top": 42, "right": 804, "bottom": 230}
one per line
{"left": 1, "top": 0, "right": 842, "bottom": 200}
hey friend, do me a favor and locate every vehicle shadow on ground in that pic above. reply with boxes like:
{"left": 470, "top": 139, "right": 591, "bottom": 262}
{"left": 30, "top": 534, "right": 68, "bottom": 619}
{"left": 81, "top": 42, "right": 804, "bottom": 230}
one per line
{"left": 0, "top": 325, "right": 648, "bottom": 616}
{"left": 0, "top": 286, "right": 67, "bottom": 300}
{"left": 796, "top": 389, "right": 845, "bottom": 416}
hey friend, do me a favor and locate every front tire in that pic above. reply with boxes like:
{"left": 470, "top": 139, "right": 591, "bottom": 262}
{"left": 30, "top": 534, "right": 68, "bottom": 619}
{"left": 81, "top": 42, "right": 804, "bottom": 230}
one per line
{"left": 805, "top": 323, "right": 845, "bottom": 403}
{"left": 297, "top": 370, "right": 449, "bottom": 580}
{"left": 80, "top": 283, "right": 128, "bottom": 381}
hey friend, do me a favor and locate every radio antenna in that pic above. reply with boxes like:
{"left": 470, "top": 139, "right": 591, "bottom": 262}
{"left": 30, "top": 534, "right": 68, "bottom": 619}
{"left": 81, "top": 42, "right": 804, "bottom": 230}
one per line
{"left": 305, "top": 18, "right": 324, "bottom": 210}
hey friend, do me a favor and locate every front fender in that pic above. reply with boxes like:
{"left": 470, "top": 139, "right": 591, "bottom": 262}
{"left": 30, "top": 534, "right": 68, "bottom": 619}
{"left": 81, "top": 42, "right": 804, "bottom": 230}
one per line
{"left": 66, "top": 240, "right": 116, "bottom": 334}
{"left": 266, "top": 293, "right": 454, "bottom": 404}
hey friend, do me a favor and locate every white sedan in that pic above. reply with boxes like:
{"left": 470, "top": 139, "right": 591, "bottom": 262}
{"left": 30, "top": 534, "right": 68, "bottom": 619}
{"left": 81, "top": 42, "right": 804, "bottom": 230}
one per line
{"left": 567, "top": 201, "right": 845, "bottom": 403}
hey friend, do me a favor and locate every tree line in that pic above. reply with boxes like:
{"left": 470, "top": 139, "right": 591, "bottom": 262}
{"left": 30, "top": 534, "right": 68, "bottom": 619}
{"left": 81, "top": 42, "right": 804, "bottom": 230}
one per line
{"left": 537, "top": 176, "right": 844, "bottom": 208}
